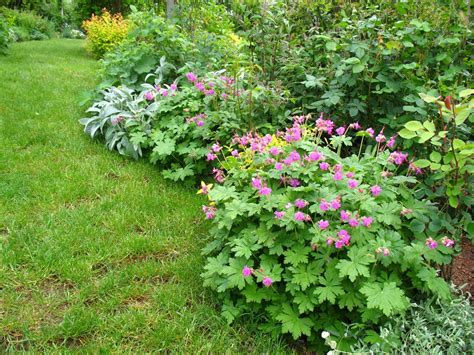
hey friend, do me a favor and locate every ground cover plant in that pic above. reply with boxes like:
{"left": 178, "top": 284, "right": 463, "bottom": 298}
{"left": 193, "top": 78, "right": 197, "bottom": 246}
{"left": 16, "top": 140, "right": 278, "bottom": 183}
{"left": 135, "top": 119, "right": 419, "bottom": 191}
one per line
{"left": 349, "top": 286, "right": 473, "bottom": 353}
{"left": 199, "top": 115, "right": 456, "bottom": 351}
{"left": 97, "top": 7, "right": 248, "bottom": 90}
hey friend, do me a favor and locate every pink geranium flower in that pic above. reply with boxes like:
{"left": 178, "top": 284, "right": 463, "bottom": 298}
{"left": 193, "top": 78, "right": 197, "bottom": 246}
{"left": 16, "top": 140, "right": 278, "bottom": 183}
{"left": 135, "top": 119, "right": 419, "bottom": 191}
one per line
{"left": 370, "top": 185, "right": 382, "bottom": 197}
{"left": 348, "top": 179, "right": 358, "bottom": 189}
{"left": 262, "top": 277, "right": 273, "bottom": 287}
{"left": 318, "top": 220, "right": 329, "bottom": 229}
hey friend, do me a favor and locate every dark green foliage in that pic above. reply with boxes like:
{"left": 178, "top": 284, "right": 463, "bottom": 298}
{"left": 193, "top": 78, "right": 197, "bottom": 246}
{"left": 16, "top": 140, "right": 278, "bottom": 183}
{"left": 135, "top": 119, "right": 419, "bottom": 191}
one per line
{"left": 73, "top": 0, "right": 165, "bottom": 23}
{"left": 0, "top": 15, "right": 8, "bottom": 54}
{"left": 230, "top": 0, "right": 472, "bottom": 133}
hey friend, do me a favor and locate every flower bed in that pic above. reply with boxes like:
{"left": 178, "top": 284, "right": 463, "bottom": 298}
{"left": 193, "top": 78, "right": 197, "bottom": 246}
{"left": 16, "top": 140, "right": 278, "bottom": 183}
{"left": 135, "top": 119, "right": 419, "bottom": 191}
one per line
{"left": 200, "top": 115, "right": 455, "bottom": 348}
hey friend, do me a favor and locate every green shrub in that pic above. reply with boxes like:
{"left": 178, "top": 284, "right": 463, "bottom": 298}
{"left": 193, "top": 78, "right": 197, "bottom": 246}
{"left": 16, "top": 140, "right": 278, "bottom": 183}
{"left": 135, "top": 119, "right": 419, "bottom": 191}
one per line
{"left": 82, "top": 9, "right": 130, "bottom": 58}
{"left": 99, "top": 11, "right": 195, "bottom": 88}
{"left": 398, "top": 91, "right": 474, "bottom": 243}
{"left": 0, "top": 16, "right": 9, "bottom": 55}
{"left": 231, "top": 1, "right": 472, "bottom": 134}
{"left": 199, "top": 116, "right": 455, "bottom": 350}
{"left": 0, "top": 7, "right": 55, "bottom": 41}
{"left": 99, "top": 7, "right": 248, "bottom": 90}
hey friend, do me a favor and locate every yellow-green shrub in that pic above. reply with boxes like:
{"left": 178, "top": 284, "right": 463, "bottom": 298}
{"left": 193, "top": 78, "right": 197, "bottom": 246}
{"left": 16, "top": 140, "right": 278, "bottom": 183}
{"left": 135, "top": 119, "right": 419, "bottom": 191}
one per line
{"left": 82, "top": 9, "right": 129, "bottom": 58}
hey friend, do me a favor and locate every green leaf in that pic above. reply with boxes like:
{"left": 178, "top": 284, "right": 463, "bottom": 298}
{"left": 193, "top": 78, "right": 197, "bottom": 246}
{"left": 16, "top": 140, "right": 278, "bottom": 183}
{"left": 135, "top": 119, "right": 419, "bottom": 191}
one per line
{"left": 423, "top": 121, "right": 435, "bottom": 132}
{"left": 413, "top": 159, "right": 431, "bottom": 168}
{"left": 290, "top": 261, "right": 322, "bottom": 290}
{"left": 459, "top": 88, "right": 474, "bottom": 98}
{"left": 221, "top": 258, "right": 249, "bottom": 291}
{"left": 339, "top": 291, "right": 363, "bottom": 311}
{"left": 284, "top": 245, "right": 311, "bottom": 266}
{"left": 453, "top": 139, "right": 465, "bottom": 150}
{"left": 448, "top": 195, "right": 459, "bottom": 208}
{"left": 398, "top": 128, "right": 417, "bottom": 139}
{"left": 134, "top": 55, "right": 157, "bottom": 74}
{"left": 404, "top": 121, "right": 423, "bottom": 131}
{"left": 409, "top": 219, "right": 425, "bottom": 233}
{"left": 344, "top": 57, "right": 360, "bottom": 65}
{"left": 418, "top": 131, "right": 435, "bottom": 143}
{"left": 455, "top": 108, "right": 471, "bottom": 125}
{"left": 150, "top": 138, "right": 175, "bottom": 158}
{"left": 326, "top": 41, "right": 337, "bottom": 51}
{"left": 221, "top": 300, "right": 240, "bottom": 324}
{"left": 314, "top": 273, "right": 344, "bottom": 304}
{"left": 275, "top": 304, "right": 313, "bottom": 339}
{"left": 352, "top": 63, "right": 365, "bottom": 73}
{"left": 336, "top": 247, "right": 373, "bottom": 282}
{"left": 360, "top": 282, "right": 408, "bottom": 316}
{"left": 208, "top": 185, "right": 237, "bottom": 202}
{"left": 417, "top": 268, "right": 451, "bottom": 300}
{"left": 429, "top": 151, "right": 442, "bottom": 163}
{"left": 419, "top": 93, "right": 438, "bottom": 103}
{"left": 294, "top": 292, "right": 317, "bottom": 313}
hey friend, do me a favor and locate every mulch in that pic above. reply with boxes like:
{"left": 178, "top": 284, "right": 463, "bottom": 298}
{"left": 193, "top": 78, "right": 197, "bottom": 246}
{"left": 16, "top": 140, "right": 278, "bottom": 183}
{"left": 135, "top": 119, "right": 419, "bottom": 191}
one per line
{"left": 450, "top": 237, "right": 474, "bottom": 297}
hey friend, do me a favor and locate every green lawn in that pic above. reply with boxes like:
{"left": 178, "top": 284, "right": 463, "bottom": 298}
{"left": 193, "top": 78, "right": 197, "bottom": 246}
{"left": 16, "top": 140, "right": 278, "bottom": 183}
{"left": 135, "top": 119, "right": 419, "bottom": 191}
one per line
{"left": 0, "top": 39, "right": 286, "bottom": 352}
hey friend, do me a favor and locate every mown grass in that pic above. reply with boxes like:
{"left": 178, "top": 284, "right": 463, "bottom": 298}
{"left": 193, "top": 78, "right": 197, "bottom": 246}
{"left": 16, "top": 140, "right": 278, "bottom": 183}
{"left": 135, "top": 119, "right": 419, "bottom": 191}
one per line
{"left": 0, "top": 39, "right": 287, "bottom": 352}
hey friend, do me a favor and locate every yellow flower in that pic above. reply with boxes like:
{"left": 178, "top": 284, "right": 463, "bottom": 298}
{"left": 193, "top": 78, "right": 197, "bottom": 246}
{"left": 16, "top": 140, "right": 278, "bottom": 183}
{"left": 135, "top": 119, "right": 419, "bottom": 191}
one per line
{"left": 197, "top": 181, "right": 213, "bottom": 195}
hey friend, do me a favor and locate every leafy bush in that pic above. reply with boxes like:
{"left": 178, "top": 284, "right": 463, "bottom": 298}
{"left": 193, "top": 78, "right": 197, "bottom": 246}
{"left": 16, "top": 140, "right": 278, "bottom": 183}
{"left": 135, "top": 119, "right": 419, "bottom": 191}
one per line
{"left": 346, "top": 287, "right": 474, "bottom": 353}
{"left": 99, "top": 10, "right": 195, "bottom": 89}
{"left": 200, "top": 116, "right": 455, "bottom": 349}
{"left": 99, "top": 8, "right": 248, "bottom": 90}
{"left": 0, "top": 15, "right": 9, "bottom": 55}
{"left": 81, "top": 66, "right": 287, "bottom": 181}
{"left": 231, "top": 1, "right": 472, "bottom": 133}
{"left": 0, "top": 7, "right": 55, "bottom": 41}
{"left": 82, "top": 9, "right": 129, "bottom": 58}
{"left": 398, "top": 90, "right": 474, "bottom": 243}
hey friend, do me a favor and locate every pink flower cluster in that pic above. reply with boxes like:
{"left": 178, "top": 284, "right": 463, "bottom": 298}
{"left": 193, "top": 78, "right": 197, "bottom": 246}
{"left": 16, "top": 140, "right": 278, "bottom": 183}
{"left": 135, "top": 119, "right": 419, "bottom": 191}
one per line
{"left": 340, "top": 210, "right": 373, "bottom": 227}
{"left": 212, "top": 168, "right": 225, "bottom": 183}
{"left": 327, "top": 229, "right": 351, "bottom": 249}
{"left": 232, "top": 132, "right": 273, "bottom": 154}
{"left": 425, "top": 237, "right": 455, "bottom": 249}
{"left": 187, "top": 113, "right": 207, "bottom": 127}
{"left": 294, "top": 211, "right": 311, "bottom": 222}
{"left": 315, "top": 113, "right": 335, "bottom": 135}
{"left": 153, "top": 82, "right": 178, "bottom": 97}
{"left": 202, "top": 205, "right": 217, "bottom": 219}
{"left": 242, "top": 266, "right": 273, "bottom": 287}
{"left": 376, "top": 247, "right": 390, "bottom": 256}
{"left": 319, "top": 198, "right": 341, "bottom": 212}
{"left": 388, "top": 151, "right": 409, "bottom": 165}
{"left": 252, "top": 177, "right": 272, "bottom": 196}
{"left": 207, "top": 142, "right": 222, "bottom": 161}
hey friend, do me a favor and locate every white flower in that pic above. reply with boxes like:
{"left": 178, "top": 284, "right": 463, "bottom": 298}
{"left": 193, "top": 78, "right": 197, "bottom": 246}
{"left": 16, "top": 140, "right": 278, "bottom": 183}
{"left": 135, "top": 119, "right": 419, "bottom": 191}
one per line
{"left": 321, "top": 331, "right": 330, "bottom": 339}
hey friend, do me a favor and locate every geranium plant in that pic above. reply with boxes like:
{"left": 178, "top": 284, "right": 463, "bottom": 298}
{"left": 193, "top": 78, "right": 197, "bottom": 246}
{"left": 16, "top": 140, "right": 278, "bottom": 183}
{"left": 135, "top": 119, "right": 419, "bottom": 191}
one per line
{"left": 200, "top": 114, "right": 455, "bottom": 350}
